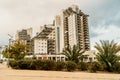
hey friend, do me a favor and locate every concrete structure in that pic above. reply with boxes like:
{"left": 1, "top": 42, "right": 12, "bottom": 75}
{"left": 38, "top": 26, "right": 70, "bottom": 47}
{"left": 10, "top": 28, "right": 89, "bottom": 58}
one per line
{"left": 32, "top": 25, "right": 56, "bottom": 55}
{"left": 31, "top": 24, "right": 66, "bottom": 61}
{"left": 54, "top": 16, "right": 61, "bottom": 54}
{"left": 55, "top": 5, "right": 90, "bottom": 53}
{"left": 15, "top": 27, "right": 32, "bottom": 41}
{"left": 0, "top": 46, "right": 2, "bottom": 60}
{"left": 24, "top": 5, "right": 90, "bottom": 61}
{"left": 83, "top": 50, "right": 96, "bottom": 62}
{"left": 33, "top": 38, "right": 48, "bottom": 55}
{"left": 15, "top": 27, "right": 33, "bottom": 54}
{"left": 25, "top": 54, "right": 66, "bottom": 62}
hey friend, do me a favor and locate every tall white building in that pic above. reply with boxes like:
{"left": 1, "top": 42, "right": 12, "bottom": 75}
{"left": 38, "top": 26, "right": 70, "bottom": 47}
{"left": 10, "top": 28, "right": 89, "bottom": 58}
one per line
{"left": 31, "top": 5, "right": 90, "bottom": 55}
{"left": 55, "top": 5, "right": 90, "bottom": 53}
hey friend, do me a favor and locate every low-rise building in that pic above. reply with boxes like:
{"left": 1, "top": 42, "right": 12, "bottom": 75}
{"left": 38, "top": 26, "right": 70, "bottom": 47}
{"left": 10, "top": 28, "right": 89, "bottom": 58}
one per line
{"left": 83, "top": 50, "right": 97, "bottom": 62}
{"left": 25, "top": 54, "right": 66, "bottom": 62}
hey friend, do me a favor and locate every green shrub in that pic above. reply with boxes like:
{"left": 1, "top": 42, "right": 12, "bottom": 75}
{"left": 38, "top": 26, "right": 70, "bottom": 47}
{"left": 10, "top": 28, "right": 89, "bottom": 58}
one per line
{"left": 77, "top": 62, "right": 87, "bottom": 71}
{"left": 17, "top": 60, "right": 26, "bottom": 69}
{"left": 34, "top": 60, "right": 56, "bottom": 70}
{"left": 9, "top": 59, "right": 36, "bottom": 70}
{"left": 113, "top": 62, "right": 120, "bottom": 73}
{"left": 87, "top": 62, "right": 102, "bottom": 73}
{"left": 41, "top": 60, "right": 56, "bottom": 70}
{"left": 34, "top": 60, "right": 44, "bottom": 70}
{"left": 18, "top": 60, "right": 32, "bottom": 69}
{"left": 55, "top": 61, "right": 66, "bottom": 71}
{"left": 66, "top": 61, "right": 77, "bottom": 72}
{"left": 9, "top": 60, "right": 20, "bottom": 69}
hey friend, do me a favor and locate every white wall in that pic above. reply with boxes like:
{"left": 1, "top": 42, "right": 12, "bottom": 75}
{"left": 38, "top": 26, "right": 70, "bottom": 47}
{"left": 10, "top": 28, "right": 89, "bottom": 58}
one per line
{"left": 34, "top": 38, "right": 47, "bottom": 54}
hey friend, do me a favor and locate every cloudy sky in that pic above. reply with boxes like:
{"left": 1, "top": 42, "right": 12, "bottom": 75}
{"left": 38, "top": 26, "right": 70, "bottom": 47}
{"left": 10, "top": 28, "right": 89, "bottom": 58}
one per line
{"left": 0, "top": 0, "right": 120, "bottom": 49}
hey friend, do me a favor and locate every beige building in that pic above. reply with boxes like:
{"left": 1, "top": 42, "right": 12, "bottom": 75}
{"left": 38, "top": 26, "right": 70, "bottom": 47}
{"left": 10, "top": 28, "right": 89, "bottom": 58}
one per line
{"left": 83, "top": 50, "right": 96, "bottom": 62}
{"left": 15, "top": 27, "right": 32, "bottom": 41}
{"left": 55, "top": 5, "right": 90, "bottom": 53}
{"left": 26, "top": 5, "right": 91, "bottom": 61}
{"left": 33, "top": 38, "right": 48, "bottom": 55}
{"left": 32, "top": 25, "right": 56, "bottom": 55}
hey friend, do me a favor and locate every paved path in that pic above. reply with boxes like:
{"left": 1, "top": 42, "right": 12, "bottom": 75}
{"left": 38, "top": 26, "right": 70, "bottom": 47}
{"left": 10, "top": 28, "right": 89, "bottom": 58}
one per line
{"left": 0, "top": 63, "right": 120, "bottom": 80}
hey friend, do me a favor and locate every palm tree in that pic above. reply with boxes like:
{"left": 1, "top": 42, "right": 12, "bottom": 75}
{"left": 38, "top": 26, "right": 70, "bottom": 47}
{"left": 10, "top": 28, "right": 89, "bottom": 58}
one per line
{"left": 62, "top": 45, "right": 84, "bottom": 63}
{"left": 94, "top": 40, "right": 120, "bottom": 72}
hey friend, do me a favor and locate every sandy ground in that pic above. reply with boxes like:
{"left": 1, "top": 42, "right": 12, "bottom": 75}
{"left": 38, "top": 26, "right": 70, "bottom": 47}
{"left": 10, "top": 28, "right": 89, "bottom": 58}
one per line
{"left": 0, "top": 63, "right": 120, "bottom": 80}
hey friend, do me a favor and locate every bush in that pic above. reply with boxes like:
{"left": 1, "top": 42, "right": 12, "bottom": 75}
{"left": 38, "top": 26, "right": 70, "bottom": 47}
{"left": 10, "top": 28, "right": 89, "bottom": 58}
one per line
{"left": 55, "top": 61, "right": 66, "bottom": 71}
{"left": 9, "top": 60, "right": 20, "bottom": 69}
{"left": 18, "top": 60, "right": 30, "bottom": 69}
{"left": 41, "top": 60, "right": 56, "bottom": 70}
{"left": 113, "top": 62, "right": 120, "bottom": 73}
{"left": 66, "top": 61, "right": 77, "bottom": 72}
{"left": 9, "top": 59, "right": 36, "bottom": 70}
{"left": 34, "top": 60, "right": 44, "bottom": 70}
{"left": 9, "top": 59, "right": 56, "bottom": 70}
{"left": 87, "top": 62, "right": 102, "bottom": 73}
{"left": 34, "top": 60, "right": 56, "bottom": 70}
{"left": 18, "top": 60, "right": 36, "bottom": 70}
{"left": 10, "top": 60, "right": 83, "bottom": 72}
{"left": 77, "top": 62, "right": 87, "bottom": 71}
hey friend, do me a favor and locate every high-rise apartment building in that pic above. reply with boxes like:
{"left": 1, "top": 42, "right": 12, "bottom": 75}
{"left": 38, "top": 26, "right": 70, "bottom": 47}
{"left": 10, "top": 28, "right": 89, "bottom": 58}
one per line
{"left": 55, "top": 5, "right": 90, "bottom": 53}
{"left": 15, "top": 27, "right": 32, "bottom": 41}
{"left": 29, "top": 5, "right": 90, "bottom": 55}
{"left": 15, "top": 27, "right": 33, "bottom": 54}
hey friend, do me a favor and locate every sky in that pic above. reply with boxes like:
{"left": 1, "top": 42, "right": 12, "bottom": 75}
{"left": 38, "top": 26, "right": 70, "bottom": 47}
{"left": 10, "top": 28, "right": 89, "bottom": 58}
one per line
{"left": 0, "top": 0, "right": 120, "bottom": 49}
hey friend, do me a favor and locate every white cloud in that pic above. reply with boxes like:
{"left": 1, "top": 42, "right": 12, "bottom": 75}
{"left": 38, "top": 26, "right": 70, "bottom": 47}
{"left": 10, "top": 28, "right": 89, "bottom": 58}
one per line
{"left": 91, "top": 24, "right": 120, "bottom": 49}
{"left": 0, "top": 0, "right": 120, "bottom": 47}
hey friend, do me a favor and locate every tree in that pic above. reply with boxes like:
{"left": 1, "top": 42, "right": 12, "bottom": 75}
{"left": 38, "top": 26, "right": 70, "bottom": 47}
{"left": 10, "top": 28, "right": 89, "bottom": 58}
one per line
{"left": 94, "top": 40, "right": 120, "bottom": 72}
{"left": 62, "top": 45, "right": 84, "bottom": 63}
{"left": 2, "top": 40, "right": 29, "bottom": 60}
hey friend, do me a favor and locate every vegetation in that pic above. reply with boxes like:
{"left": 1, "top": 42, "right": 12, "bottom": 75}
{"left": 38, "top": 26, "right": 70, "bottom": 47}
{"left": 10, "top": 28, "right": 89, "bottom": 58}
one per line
{"left": 62, "top": 45, "right": 84, "bottom": 63}
{"left": 113, "top": 62, "right": 120, "bottom": 73}
{"left": 9, "top": 60, "right": 56, "bottom": 70}
{"left": 9, "top": 59, "right": 120, "bottom": 73}
{"left": 66, "top": 61, "right": 77, "bottom": 71}
{"left": 87, "top": 62, "right": 102, "bottom": 73}
{"left": 9, "top": 59, "right": 77, "bottom": 72}
{"left": 2, "top": 40, "right": 29, "bottom": 60}
{"left": 94, "top": 40, "right": 120, "bottom": 72}
{"left": 5, "top": 40, "right": 120, "bottom": 73}
{"left": 77, "top": 62, "right": 88, "bottom": 71}
{"left": 55, "top": 61, "right": 66, "bottom": 71}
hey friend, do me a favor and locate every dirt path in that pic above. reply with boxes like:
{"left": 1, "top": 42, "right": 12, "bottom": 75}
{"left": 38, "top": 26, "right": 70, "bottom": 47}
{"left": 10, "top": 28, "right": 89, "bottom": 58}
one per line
{"left": 0, "top": 63, "right": 120, "bottom": 80}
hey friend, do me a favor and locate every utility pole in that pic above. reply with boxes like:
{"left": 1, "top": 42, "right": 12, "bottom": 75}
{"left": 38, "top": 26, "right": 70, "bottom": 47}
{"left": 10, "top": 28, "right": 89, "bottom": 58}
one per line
{"left": 0, "top": 46, "right": 2, "bottom": 61}
{"left": 7, "top": 34, "right": 13, "bottom": 67}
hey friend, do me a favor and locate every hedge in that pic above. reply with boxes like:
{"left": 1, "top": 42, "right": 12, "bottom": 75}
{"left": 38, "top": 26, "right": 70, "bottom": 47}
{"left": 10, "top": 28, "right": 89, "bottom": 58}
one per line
{"left": 9, "top": 59, "right": 120, "bottom": 73}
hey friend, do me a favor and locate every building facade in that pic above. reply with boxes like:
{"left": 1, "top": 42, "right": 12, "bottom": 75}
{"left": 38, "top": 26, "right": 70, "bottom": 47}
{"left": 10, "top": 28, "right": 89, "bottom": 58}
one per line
{"left": 15, "top": 27, "right": 33, "bottom": 54}
{"left": 55, "top": 5, "right": 90, "bottom": 53}
{"left": 25, "top": 5, "right": 90, "bottom": 61}
{"left": 32, "top": 25, "right": 56, "bottom": 55}
{"left": 15, "top": 27, "right": 32, "bottom": 41}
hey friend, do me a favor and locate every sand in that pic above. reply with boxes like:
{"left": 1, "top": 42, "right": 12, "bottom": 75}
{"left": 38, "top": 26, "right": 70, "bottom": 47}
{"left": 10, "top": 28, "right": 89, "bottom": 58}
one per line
{"left": 0, "top": 63, "right": 120, "bottom": 80}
